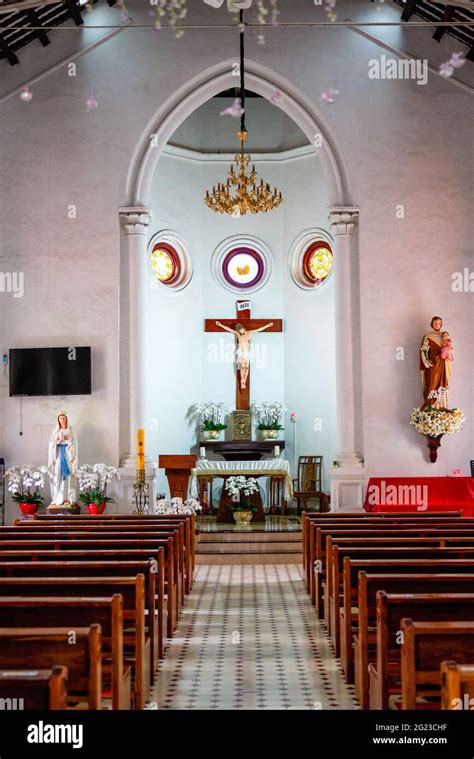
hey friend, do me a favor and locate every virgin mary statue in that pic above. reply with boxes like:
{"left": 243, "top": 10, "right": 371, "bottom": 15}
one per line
{"left": 48, "top": 412, "right": 78, "bottom": 505}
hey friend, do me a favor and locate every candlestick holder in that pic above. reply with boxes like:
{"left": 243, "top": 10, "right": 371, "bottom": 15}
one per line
{"left": 132, "top": 468, "right": 150, "bottom": 514}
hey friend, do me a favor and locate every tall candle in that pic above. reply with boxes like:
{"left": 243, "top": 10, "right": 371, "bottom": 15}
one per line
{"left": 137, "top": 428, "right": 145, "bottom": 470}
{"left": 199, "top": 446, "right": 206, "bottom": 459}
{"left": 274, "top": 445, "right": 280, "bottom": 458}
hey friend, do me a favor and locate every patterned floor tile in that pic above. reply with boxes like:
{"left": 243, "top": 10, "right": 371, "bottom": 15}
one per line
{"left": 150, "top": 564, "right": 359, "bottom": 710}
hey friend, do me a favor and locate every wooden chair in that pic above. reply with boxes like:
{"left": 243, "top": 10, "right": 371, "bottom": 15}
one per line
{"left": 0, "top": 666, "right": 68, "bottom": 710}
{"left": 293, "top": 456, "right": 330, "bottom": 514}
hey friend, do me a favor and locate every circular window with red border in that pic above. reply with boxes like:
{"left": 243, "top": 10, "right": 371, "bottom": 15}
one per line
{"left": 222, "top": 247, "right": 265, "bottom": 290}
{"left": 302, "top": 241, "right": 333, "bottom": 286}
{"left": 150, "top": 242, "right": 181, "bottom": 285}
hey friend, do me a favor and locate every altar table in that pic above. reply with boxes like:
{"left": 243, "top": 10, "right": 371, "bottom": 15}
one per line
{"left": 363, "top": 477, "right": 474, "bottom": 516}
{"left": 189, "top": 459, "right": 294, "bottom": 522}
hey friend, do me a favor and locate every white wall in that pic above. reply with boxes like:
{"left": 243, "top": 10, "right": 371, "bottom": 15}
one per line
{"left": 146, "top": 146, "right": 335, "bottom": 496}
{"left": 0, "top": 0, "right": 472, "bottom": 519}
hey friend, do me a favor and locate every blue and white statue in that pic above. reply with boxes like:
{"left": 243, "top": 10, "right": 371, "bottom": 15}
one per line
{"left": 48, "top": 412, "right": 78, "bottom": 505}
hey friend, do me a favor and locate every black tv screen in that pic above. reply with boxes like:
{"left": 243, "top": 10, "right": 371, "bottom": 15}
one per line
{"left": 9, "top": 347, "right": 92, "bottom": 397}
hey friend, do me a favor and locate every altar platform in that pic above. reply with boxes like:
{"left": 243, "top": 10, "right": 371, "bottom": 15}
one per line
{"left": 195, "top": 516, "right": 302, "bottom": 564}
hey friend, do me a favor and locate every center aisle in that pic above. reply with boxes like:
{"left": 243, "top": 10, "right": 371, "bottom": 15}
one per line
{"left": 152, "top": 564, "right": 359, "bottom": 710}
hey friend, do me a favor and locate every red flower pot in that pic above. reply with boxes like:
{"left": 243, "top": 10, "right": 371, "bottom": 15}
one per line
{"left": 19, "top": 502, "right": 38, "bottom": 516}
{"left": 86, "top": 502, "right": 106, "bottom": 515}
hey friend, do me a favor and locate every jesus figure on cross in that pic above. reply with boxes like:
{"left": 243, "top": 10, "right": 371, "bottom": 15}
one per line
{"left": 215, "top": 320, "right": 274, "bottom": 390}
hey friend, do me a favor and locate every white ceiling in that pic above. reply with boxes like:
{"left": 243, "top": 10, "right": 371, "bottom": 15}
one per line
{"left": 168, "top": 93, "right": 309, "bottom": 154}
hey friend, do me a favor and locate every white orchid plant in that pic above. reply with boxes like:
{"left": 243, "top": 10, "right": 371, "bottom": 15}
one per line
{"left": 224, "top": 475, "right": 259, "bottom": 512}
{"left": 252, "top": 401, "right": 287, "bottom": 431}
{"left": 409, "top": 407, "right": 465, "bottom": 438}
{"left": 5, "top": 465, "right": 50, "bottom": 507}
{"left": 154, "top": 497, "right": 202, "bottom": 515}
{"left": 75, "top": 464, "right": 120, "bottom": 507}
{"left": 189, "top": 402, "right": 230, "bottom": 432}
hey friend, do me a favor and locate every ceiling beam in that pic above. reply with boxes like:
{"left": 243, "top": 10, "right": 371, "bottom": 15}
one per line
{"left": 433, "top": 4, "right": 456, "bottom": 41}
{"left": 401, "top": 0, "right": 419, "bottom": 22}
{"left": 63, "top": 0, "right": 83, "bottom": 26}
{"left": 0, "top": 31, "right": 19, "bottom": 64}
{"left": 25, "top": 8, "right": 51, "bottom": 45}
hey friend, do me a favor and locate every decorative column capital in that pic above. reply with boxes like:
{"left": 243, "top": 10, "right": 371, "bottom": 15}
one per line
{"left": 119, "top": 206, "right": 152, "bottom": 236}
{"left": 328, "top": 206, "right": 359, "bottom": 236}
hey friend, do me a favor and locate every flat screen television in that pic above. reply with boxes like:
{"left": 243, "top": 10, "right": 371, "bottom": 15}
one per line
{"left": 9, "top": 347, "right": 92, "bottom": 397}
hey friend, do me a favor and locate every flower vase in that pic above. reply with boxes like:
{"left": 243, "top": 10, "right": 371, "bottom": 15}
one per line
{"left": 202, "top": 430, "right": 220, "bottom": 441}
{"left": 261, "top": 429, "right": 278, "bottom": 441}
{"left": 426, "top": 435, "right": 443, "bottom": 463}
{"left": 233, "top": 510, "right": 253, "bottom": 525}
{"left": 87, "top": 502, "right": 107, "bottom": 515}
{"left": 19, "top": 502, "right": 38, "bottom": 516}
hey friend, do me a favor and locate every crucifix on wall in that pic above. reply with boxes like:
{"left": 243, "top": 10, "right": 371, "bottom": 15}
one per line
{"left": 204, "top": 301, "right": 283, "bottom": 410}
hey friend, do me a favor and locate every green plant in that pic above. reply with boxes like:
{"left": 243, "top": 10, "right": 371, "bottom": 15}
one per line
{"left": 231, "top": 502, "right": 257, "bottom": 513}
{"left": 6, "top": 466, "right": 49, "bottom": 508}
{"left": 201, "top": 419, "right": 227, "bottom": 432}
{"left": 256, "top": 421, "right": 284, "bottom": 431}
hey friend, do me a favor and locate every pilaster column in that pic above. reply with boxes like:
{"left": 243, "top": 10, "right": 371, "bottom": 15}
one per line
{"left": 328, "top": 207, "right": 366, "bottom": 510}
{"left": 119, "top": 207, "right": 154, "bottom": 468}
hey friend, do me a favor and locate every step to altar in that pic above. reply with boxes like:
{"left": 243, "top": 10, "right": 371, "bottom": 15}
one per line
{"left": 196, "top": 523, "right": 302, "bottom": 564}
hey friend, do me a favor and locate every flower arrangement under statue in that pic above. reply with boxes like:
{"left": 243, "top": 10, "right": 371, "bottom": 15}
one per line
{"left": 252, "top": 401, "right": 287, "bottom": 440}
{"left": 6, "top": 465, "right": 50, "bottom": 516}
{"left": 410, "top": 316, "right": 465, "bottom": 462}
{"left": 76, "top": 464, "right": 120, "bottom": 514}
{"left": 225, "top": 475, "right": 259, "bottom": 524}
{"left": 154, "top": 497, "right": 202, "bottom": 515}
{"left": 189, "top": 402, "right": 229, "bottom": 441}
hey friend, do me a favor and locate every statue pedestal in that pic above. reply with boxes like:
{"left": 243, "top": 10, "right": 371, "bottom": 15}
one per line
{"left": 329, "top": 463, "right": 367, "bottom": 511}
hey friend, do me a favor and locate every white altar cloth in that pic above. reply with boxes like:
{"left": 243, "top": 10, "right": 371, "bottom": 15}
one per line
{"left": 189, "top": 459, "right": 294, "bottom": 501}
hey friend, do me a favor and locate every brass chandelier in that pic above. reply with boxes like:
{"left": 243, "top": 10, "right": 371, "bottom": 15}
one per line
{"left": 204, "top": 11, "right": 283, "bottom": 217}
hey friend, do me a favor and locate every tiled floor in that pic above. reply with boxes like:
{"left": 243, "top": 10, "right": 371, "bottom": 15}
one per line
{"left": 152, "top": 564, "right": 359, "bottom": 710}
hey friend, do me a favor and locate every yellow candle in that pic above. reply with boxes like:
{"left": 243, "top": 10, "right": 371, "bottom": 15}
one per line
{"left": 137, "top": 429, "right": 145, "bottom": 470}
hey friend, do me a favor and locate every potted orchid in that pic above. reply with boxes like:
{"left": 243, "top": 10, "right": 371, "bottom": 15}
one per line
{"left": 154, "top": 497, "right": 202, "bottom": 515}
{"left": 76, "top": 464, "right": 120, "bottom": 515}
{"left": 189, "top": 402, "right": 229, "bottom": 441}
{"left": 225, "top": 475, "right": 259, "bottom": 524}
{"left": 5, "top": 465, "right": 49, "bottom": 516}
{"left": 252, "top": 401, "right": 287, "bottom": 440}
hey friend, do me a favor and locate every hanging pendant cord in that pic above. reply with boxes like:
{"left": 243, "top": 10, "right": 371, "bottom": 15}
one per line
{"left": 240, "top": 9, "right": 246, "bottom": 135}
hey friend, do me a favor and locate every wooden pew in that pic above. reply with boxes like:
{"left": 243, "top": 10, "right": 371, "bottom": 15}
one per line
{"left": 400, "top": 620, "right": 474, "bottom": 710}
{"left": 0, "top": 666, "right": 68, "bottom": 710}
{"left": 343, "top": 567, "right": 474, "bottom": 700}
{"left": 13, "top": 520, "right": 192, "bottom": 597}
{"left": 309, "top": 520, "right": 474, "bottom": 604}
{"left": 327, "top": 544, "right": 474, "bottom": 652}
{"left": 307, "top": 518, "right": 473, "bottom": 600}
{"left": 0, "top": 531, "right": 182, "bottom": 613}
{"left": 369, "top": 592, "right": 474, "bottom": 709}
{"left": 302, "top": 512, "right": 466, "bottom": 586}
{"left": 0, "top": 540, "right": 176, "bottom": 637}
{"left": 0, "top": 595, "right": 131, "bottom": 710}
{"left": 0, "top": 558, "right": 164, "bottom": 665}
{"left": 0, "top": 576, "right": 148, "bottom": 709}
{"left": 24, "top": 514, "right": 196, "bottom": 591}
{"left": 441, "top": 661, "right": 474, "bottom": 710}
{"left": 0, "top": 626, "right": 101, "bottom": 709}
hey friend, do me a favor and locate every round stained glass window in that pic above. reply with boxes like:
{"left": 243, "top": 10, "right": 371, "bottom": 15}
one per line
{"left": 303, "top": 242, "right": 333, "bottom": 286}
{"left": 222, "top": 247, "right": 265, "bottom": 290}
{"left": 151, "top": 243, "right": 180, "bottom": 285}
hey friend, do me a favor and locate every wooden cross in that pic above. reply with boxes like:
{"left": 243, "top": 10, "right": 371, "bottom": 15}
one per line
{"left": 204, "top": 300, "right": 283, "bottom": 410}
